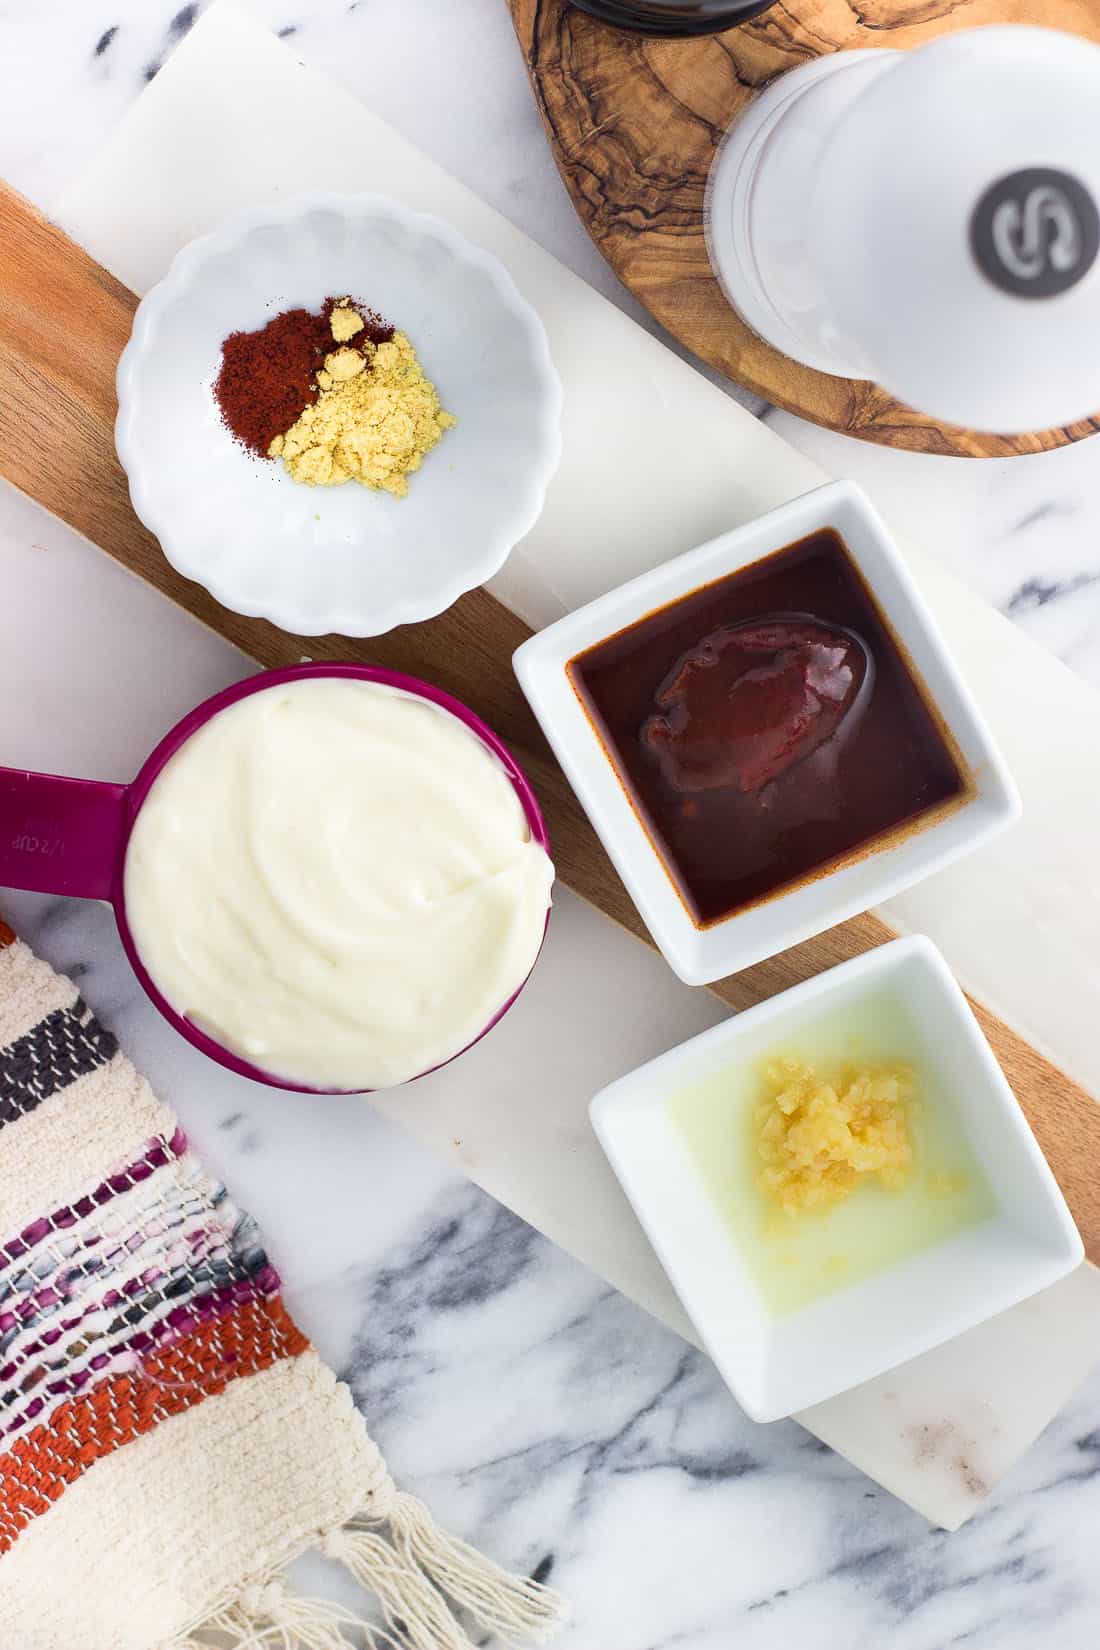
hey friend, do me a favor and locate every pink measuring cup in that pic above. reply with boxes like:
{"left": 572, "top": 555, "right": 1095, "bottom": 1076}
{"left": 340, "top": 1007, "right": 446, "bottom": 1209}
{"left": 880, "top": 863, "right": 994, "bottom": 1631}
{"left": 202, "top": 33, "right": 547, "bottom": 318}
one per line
{"left": 0, "top": 663, "right": 551, "bottom": 1094}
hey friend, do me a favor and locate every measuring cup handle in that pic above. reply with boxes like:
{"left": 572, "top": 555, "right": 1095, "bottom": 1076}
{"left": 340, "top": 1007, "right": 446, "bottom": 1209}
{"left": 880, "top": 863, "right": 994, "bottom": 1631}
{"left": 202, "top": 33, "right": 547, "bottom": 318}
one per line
{"left": 0, "top": 768, "right": 129, "bottom": 901}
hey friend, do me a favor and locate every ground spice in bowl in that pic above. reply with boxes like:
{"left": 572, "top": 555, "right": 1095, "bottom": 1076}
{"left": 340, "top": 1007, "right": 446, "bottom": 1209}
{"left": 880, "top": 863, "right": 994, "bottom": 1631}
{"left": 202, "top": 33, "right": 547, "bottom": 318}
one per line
{"left": 213, "top": 297, "right": 394, "bottom": 457}
{"left": 212, "top": 297, "right": 452, "bottom": 496}
{"left": 270, "top": 329, "right": 456, "bottom": 496}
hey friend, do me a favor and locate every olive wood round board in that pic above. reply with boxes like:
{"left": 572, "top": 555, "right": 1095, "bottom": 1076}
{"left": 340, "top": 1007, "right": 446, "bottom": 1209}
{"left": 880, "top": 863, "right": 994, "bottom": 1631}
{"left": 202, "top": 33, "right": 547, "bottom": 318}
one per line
{"left": 505, "top": 0, "right": 1100, "bottom": 458}
{"left": 0, "top": 179, "right": 1097, "bottom": 1256}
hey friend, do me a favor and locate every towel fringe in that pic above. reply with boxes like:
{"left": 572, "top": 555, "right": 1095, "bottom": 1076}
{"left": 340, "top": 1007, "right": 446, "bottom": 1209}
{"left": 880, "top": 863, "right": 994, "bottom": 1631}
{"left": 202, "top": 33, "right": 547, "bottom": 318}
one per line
{"left": 325, "top": 1522, "right": 475, "bottom": 1650}
{"left": 169, "top": 1576, "right": 400, "bottom": 1650}
{"left": 173, "top": 1494, "right": 565, "bottom": 1650}
{"left": 383, "top": 1489, "right": 563, "bottom": 1644}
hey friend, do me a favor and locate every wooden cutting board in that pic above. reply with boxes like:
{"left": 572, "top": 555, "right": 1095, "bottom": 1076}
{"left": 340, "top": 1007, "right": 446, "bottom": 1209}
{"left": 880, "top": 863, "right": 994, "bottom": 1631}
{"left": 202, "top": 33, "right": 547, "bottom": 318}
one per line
{"left": 0, "top": 179, "right": 1097, "bottom": 1258}
{"left": 505, "top": 0, "right": 1100, "bottom": 459}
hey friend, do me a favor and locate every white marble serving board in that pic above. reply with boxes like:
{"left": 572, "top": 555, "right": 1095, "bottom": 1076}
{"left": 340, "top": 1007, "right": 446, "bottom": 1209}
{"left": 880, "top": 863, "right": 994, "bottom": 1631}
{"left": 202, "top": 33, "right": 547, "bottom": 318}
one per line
{"left": 40, "top": 0, "right": 1100, "bottom": 1528}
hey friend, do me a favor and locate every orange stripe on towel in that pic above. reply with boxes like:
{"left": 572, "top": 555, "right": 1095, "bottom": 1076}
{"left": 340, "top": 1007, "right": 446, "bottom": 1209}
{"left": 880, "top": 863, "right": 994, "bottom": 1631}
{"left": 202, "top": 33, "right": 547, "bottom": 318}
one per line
{"left": 0, "top": 922, "right": 15, "bottom": 950}
{"left": 0, "top": 1291, "right": 309, "bottom": 1552}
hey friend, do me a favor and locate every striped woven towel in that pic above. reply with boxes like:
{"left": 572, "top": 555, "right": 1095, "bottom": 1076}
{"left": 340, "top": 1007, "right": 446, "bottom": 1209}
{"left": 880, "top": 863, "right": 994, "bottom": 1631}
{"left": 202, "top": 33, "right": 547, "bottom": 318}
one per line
{"left": 0, "top": 922, "right": 563, "bottom": 1650}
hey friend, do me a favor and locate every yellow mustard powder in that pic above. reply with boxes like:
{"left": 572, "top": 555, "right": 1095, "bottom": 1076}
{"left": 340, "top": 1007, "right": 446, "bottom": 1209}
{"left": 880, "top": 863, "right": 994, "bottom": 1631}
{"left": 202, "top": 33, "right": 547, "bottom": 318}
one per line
{"left": 268, "top": 315, "right": 455, "bottom": 498}
{"left": 317, "top": 346, "right": 367, "bottom": 387}
{"left": 328, "top": 304, "right": 365, "bottom": 343}
{"left": 755, "top": 1055, "right": 912, "bottom": 1217}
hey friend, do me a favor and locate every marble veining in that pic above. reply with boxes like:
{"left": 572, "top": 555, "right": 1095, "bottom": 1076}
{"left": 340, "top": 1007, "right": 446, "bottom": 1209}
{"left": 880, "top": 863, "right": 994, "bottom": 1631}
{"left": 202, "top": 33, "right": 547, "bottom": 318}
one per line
{"left": 2, "top": 3, "right": 1100, "bottom": 1645}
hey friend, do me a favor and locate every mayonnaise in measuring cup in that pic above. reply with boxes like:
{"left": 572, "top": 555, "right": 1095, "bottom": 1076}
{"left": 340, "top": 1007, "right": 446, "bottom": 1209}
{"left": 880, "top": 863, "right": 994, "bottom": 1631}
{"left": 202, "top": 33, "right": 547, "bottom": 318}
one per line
{"left": 123, "top": 678, "right": 554, "bottom": 1089}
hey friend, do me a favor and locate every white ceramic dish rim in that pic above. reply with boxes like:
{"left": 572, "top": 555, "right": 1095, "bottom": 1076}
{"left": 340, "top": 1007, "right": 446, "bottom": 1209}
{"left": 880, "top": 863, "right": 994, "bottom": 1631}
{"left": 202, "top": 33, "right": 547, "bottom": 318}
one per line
{"left": 514, "top": 480, "right": 1021, "bottom": 986}
{"left": 589, "top": 934, "right": 1084, "bottom": 1422}
{"left": 114, "top": 190, "right": 564, "bottom": 636}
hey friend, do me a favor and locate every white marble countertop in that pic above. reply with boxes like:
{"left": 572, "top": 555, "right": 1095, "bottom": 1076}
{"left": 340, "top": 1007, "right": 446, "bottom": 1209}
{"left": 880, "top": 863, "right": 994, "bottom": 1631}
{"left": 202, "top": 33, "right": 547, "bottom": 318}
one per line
{"left": 2, "top": 3, "right": 1100, "bottom": 1647}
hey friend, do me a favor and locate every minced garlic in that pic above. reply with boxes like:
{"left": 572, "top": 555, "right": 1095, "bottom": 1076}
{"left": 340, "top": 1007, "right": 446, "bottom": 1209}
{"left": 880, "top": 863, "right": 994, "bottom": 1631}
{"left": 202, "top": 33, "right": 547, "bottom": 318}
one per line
{"left": 755, "top": 1055, "right": 912, "bottom": 1217}
{"left": 268, "top": 320, "right": 455, "bottom": 498}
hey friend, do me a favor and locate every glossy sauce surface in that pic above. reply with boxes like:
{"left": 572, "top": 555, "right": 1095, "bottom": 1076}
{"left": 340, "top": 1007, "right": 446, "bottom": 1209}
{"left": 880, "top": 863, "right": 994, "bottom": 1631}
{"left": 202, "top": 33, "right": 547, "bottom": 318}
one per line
{"left": 568, "top": 530, "right": 966, "bottom": 926}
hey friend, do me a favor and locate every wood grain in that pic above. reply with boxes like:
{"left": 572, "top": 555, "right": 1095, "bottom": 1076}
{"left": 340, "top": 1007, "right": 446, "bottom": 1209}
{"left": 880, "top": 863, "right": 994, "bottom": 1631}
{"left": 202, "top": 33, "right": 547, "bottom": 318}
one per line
{"left": 1, "top": 181, "right": 1097, "bottom": 1258}
{"left": 505, "top": 0, "right": 1100, "bottom": 458}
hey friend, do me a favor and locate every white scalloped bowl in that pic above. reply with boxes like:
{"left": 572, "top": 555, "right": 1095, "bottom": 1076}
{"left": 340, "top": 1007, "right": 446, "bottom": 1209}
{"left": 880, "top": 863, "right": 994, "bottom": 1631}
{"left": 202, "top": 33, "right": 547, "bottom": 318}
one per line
{"left": 115, "top": 194, "right": 562, "bottom": 637}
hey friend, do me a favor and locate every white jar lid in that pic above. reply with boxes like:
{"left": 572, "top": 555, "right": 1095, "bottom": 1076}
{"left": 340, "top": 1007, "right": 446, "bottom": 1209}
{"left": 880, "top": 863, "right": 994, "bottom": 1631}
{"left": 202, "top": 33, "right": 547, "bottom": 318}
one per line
{"left": 807, "top": 26, "right": 1100, "bottom": 432}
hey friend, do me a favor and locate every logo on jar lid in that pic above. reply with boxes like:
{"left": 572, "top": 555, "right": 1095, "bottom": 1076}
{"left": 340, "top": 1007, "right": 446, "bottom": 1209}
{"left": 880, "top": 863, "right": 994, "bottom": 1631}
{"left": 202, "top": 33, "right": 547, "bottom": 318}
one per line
{"left": 970, "top": 168, "right": 1099, "bottom": 298}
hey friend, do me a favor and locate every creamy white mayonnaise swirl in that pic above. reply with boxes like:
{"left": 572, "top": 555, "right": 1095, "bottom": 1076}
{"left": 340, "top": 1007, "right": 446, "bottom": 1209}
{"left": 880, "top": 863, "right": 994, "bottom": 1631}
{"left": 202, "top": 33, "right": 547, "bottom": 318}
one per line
{"left": 124, "top": 678, "right": 554, "bottom": 1089}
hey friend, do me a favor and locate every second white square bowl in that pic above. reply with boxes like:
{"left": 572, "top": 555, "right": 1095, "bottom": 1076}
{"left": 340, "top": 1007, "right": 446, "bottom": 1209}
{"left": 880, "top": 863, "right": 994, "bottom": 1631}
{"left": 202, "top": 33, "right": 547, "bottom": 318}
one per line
{"left": 514, "top": 481, "right": 1019, "bottom": 986}
{"left": 590, "top": 936, "right": 1082, "bottom": 1422}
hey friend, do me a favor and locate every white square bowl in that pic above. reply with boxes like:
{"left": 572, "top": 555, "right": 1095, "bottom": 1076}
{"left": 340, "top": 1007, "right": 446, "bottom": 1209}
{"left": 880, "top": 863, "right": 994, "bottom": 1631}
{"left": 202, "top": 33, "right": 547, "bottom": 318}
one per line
{"left": 590, "top": 935, "right": 1083, "bottom": 1423}
{"left": 513, "top": 480, "right": 1020, "bottom": 986}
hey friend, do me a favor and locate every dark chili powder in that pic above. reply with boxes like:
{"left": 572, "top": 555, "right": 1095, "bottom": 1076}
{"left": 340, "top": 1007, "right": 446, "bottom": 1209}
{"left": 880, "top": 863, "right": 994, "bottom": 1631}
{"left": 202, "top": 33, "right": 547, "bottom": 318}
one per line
{"left": 214, "top": 307, "right": 329, "bottom": 457}
{"left": 213, "top": 296, "right": 394, "bottom": 457}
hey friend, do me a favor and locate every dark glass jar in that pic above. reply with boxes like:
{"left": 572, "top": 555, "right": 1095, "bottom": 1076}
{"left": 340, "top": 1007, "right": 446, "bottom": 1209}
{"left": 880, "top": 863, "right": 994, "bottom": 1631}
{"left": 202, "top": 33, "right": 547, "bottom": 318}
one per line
{"left": 569, "top": 0, "right": 775, "bottom": 35}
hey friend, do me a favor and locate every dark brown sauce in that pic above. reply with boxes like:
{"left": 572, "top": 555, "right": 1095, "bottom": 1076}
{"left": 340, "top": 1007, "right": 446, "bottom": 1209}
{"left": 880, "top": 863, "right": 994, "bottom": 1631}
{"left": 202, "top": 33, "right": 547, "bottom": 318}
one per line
{"left": 568, "top": 529, "right": 967, "bottom": 928}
